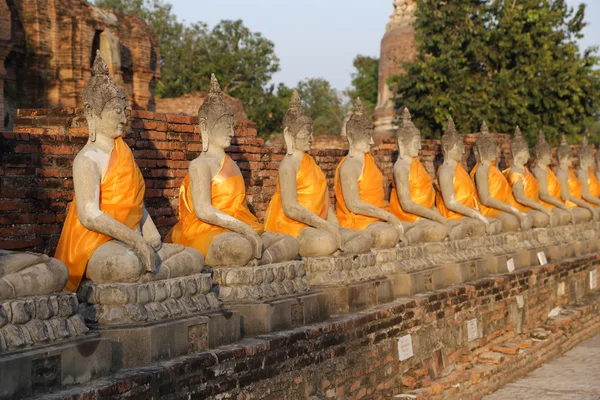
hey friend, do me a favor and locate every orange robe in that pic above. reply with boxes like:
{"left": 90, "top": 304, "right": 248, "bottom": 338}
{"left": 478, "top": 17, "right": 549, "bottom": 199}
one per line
{"left": 544, "top": 166, "right": 563, "bottom": 209}
{"left": 55, "top": 137, "right": 145, "bottom": 292}
{"left": 587, "top": 168, "right": 600, "bottom": 199}
{"left": 334, "top": 154, "right": 385, "bottom": 230}
{"left": 503, "top": 167, "right": 540, "bottom": 212}
{"left": 565, "top": 168, "right": 584, "bottom": 209}
{"left": 470, "top": 162, "right": 520, "bottom": 218}
{"left": 436, "top": 163, "right": 480, "bottom": 220}
{"left": 390, "top": 158, "right": 435, "bottom": 222}
{"left": 168, "top": 155, "right": 264, "bottom": 256}
{"left": 265, "top": 154, "right": 328, "bottom": 238}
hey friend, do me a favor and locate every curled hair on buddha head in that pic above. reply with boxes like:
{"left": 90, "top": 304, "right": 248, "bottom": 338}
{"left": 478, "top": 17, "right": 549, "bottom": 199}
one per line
{"left": 282, "top": 90, "right": 313, "bottom": 155}
{"left": 198, "top": 74, "right": 234, "bottom": 151}
{"left": 397, "top": 107, "right": 420, "bottom": 146}
{"left": 556, "top": 134, "right": 572, "bottom": 162}
{"left": 534, "top": 130, "right": 551, "bottom": 160}
{"left": 346, "top": 97, "right": 373, "bottom": 152}
{"left": 83, "top": 50, "right": 126, "bottom": 142}
{"left": 577, "top": 131, "right": 593, "bottom": 164}
{"left": 475, "top": 121, "right": 497, "bottom": 162}
{"left": 440, "top": 116, "right": 462, "bottom": 155}
{"left": 510, "top": 125, "right": 529, "bottom": 158}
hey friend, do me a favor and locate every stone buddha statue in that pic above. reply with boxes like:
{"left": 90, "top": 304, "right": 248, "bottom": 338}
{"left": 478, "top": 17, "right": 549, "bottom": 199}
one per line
{"left": 0, "top": 250, "right": 69, "bottom": 301}
{"left": 503, "top": 126, "right": 553, "bottom": 228}
{"left": 55, "top": 51, "right": 204, "bottom": 292}
{"left": 264, "top": 91, "right": 374, "bottom": 257}
{"left": 471, "top": 122, "right": 533, "bottom": 232}
{"left": 555, "top": 135, "right": 597, "bottom": 221}
{"left": 531, "top": 130, "right": 574, "bottom": 225}
{"left": 167, "top": 75, "right": 299, "bottom": 266}
{"left": 596, "top": 143, "right": 600, "bottom": 184}
{"left": 334, "top": 98, "right": 403, "bottom": 248}
{"left": 390, "top": 108, "right": 467, "bottom": 243}
{"left": 576, "top": 133, "right": 600, "bottom": 206}
{"left": 436, "top": 117, "right": 501, "bottom": 236}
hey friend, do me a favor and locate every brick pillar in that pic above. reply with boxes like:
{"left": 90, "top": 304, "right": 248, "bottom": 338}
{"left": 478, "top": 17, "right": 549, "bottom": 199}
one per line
{"left": 0, "top": 0, "right": 12, "bottom": 131}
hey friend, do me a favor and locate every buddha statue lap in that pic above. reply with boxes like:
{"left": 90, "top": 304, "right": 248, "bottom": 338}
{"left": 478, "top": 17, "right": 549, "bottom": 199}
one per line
{"left": 390, "top": 109, "right": 468, "bottom": 244}
{"left": 55, "top": 51, "right": 204, "bottom": 293}
{"left": 503, "top": 126, "right": 553, "bottom": 228}
{"left": 334, "top": 98, "right": 403, "bottom": 249}
{"left": 531, "top": 130, "right": 574, "bottom": 225}
{"left": 264, "top": 91, "right": 374, "bottom": 257}
{"left": 471, "top": 122, "right": 533, "bottom": 232}
{"left": 167, "top": 75, "right": 299, "bottom": 267}
{"left": 436, "top": 117, "right": 502, "bottom": 236}
{"left": 555, "top": 135, "right": 597, "bottom": 221}
{"left": 576, "top": 133, "right": 600, "bottom": 208}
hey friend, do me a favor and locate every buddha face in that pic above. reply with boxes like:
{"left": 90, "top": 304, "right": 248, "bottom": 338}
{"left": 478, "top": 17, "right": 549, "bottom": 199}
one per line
{"left": 558, "top": 152, "right": 573, "bottom": 169}
{"left": 292, "top": 123, "right": 314, "bottom": 153}
{"left": 88, "top": 97, "right": 127, "bottom": 140}
{"left": 350, "top": 128, "right": 375, "bottom": 155}
{"left": 513, "top": 148, "right": 530, "bottom": 167}
{"left": 207, "top": 113, "right": 235, "bottom": 149}
{"left": 407, "top": 135, "right": 421, "bottom": 157}
{"left": 579, "top": 153, "right": 593, "bottom": 169}
{"left": 448, "top": 141, "right": 464, "bottom": 162}
{"left": 536, "top": 148, "right": 551, "bottom": 166}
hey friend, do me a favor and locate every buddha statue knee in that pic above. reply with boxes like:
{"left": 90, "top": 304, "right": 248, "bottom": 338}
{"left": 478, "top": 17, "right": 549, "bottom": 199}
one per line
{"left": 390, "top": 109, "right": 466, "bottom": 243}
{"left": 576, "top": 134, "right": 600, "bottom": 211}
{"left": 334, "top": 98, "right": 403, "bottom": 249}
{"left": 264, "top": 91, "right": 373, "bottom": 257}
{"left": 555, "top": 135, "right": 597, "bottom": 222}
{"left": 436, "top": 117, "right": 499, "bottom": 236}
{"left": 55, "top": 51, "right": 204, "bottom": 292}
{"left": 503, "top": 126, "right": 552, "bottom": 228}
{"left": 0, "top": 250, "right": 69, "bottom": 301}
{"left": 472, "top": 121, "right": 532, "bottom": 232}
{"left": 166, "top": 75, "right": 299, "bottom": 267}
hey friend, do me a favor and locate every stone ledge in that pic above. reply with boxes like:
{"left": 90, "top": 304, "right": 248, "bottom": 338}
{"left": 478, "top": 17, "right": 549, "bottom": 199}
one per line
{"left": 303, "top": 252, "right": 384, "bottom": 286}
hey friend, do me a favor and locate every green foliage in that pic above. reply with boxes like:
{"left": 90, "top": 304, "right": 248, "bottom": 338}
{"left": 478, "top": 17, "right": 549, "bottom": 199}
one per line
{"left": 345, "top": 55, "right": 379, "bottom": 118}
{"left": 297, "top": 78, "right": 345, "bottom": 135}
{"left": 389, "top": 0, "right": 600, "bottom": 146}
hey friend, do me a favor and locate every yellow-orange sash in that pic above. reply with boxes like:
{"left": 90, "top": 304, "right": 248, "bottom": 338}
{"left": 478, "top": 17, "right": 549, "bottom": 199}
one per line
{"left": 334, "top": 154, "right": 385, "bottom": 230}
{"left": 545, "top": 166, "right": 563, "bottom": 209}
{"left": 55, "top": 137, "right": 145, "bottom": 292}
{"left": 503, "top": 167, "right": 539, "bottom": 212}
{"left": 566, "top": 168, "right": 583, "bottom": 209}
{"left": 264, "top": 154, "right": 328, "bottom": 238}
{"left": 167, "top": 155, "right": 264, "bottom": 256}
{"left": 436, "top": 163, "right": 479, "bottom": 220}
{"left": 470, "top": 162, "right": 517, "bottom": 218}
{"left": 390, "top": 158, "right": 435, "bottom": 222}
{"left": 588, "top": 168, "right": 600, "bottom": 198}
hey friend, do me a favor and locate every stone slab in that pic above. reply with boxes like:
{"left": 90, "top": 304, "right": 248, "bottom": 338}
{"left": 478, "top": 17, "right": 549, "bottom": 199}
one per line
{"left": 441, "top": 259, "right": 487, "bottom": 285}
{"left": 390, "top": 266, "right": 446, "bottom": 297}
{"left": 0, "top": 335, "right": 111, "bottom": 400}
{"left": 316, "top": 278, "right": 394, "bottom": 314}
{"left": 227, "top": 291, "right": 329, "bottom": 335}
{"left": 206, "top": 310, "right": 242, "bottom": 349}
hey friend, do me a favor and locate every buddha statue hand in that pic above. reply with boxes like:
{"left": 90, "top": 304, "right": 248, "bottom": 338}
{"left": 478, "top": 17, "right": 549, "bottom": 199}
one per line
{"left": 519, "top": 213, "right": 533, "bottom": 231}
{"left": 324, "top": 221, "right": 344, "bottom": 251}
{"left": 133, "top": 236, "right": 158, "bottom": 273}
{"left": 145, "top": 233, "right": 162, "bottom": 252}
{"left": 244, "top": 227, "right": 264, "bottom": 259}
{"left": 388, "top": 215, "right": 405, "bottom": 241}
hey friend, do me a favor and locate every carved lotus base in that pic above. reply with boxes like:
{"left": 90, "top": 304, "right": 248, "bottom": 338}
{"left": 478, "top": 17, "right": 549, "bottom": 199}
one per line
{"left": 77, "top": 273, "right": 222, "bottom": 326}
{"left": 0, "top": 292, "right": 88, "bottom": 353}
{"left": 303, "top": 252, "right": 384, "bottom": 287}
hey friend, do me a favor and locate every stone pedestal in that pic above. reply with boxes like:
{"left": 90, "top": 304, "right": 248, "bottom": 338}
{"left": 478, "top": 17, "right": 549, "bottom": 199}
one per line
{"left": 0, "top": 292, "right": 111, "bottom": 400}
{"left": 77, "top": 273, "right": 240, "bottom": 368}
{"left": 212, "top": 261, "right": 329, "bottom": 334}
{"left": 303, "top": 253, "right": 394, "bottom": 313}
{"left": 441, "top": 259, "right": 487, "bottom": 285}
{"left": 389, "top": 267, "right": 445, "bottom": 297}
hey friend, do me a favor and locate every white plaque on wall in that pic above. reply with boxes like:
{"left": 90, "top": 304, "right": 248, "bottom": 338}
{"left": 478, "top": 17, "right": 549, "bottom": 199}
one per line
{"left": 467, "top": 318, "right": 479, "bottom": 342}
{"left": 507, "top": 258, "right": 515, "bottom": 273}
{"left": 516, "top": 295, "right": 524, "bottom": 309}
{"left": 557, "top": 282, "right": 565, "bottom": 296}
{"left": 591, "top": 270, "right": 597, "bottom": 290}
{"left": 397, "top": 334, "right": 414, "bottom": 361}
{"left": 537, "top": 251, "right": 548, "bottom": 266}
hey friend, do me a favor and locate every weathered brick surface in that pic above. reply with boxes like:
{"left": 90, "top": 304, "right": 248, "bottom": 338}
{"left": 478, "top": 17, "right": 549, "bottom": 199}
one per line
{"left": 44, "top": 253, "right": 600, "bottom": 400}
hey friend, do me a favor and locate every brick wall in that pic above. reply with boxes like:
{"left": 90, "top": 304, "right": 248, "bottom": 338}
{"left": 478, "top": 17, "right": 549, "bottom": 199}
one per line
{"left": 0, "top": 108, "right": 526, "bottom": 254}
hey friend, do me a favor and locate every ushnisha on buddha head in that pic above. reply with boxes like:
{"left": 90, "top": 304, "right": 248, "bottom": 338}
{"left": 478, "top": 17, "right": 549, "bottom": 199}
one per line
{"left": 198, "top": 74, "right": 235, "bottom": 152}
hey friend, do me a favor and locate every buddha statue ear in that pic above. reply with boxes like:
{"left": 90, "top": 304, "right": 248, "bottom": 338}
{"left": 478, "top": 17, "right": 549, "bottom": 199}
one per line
{"left": 199, "top": 118, "right": 209, "bottom": 152}
{"left": 283, "top": 126, "right": 294, "bottom": 156}
{"left": 398, "top": 138, "right": 406, "bottom": 159}
{"left": 348, "top": 136, "right": 356, "bottom": 158}
{"left": 85, "top": 104, "right": 96, "bottom": 142}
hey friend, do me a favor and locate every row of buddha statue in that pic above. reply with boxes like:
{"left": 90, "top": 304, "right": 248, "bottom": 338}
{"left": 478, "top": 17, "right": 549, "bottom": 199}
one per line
{"left": 2, "top": 51, "right": 600, "bottom": 302}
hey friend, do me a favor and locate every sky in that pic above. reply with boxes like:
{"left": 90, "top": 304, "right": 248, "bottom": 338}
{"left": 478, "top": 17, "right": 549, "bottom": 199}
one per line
{"left": 169, "top": 0, "right": 600, "bottom": 93}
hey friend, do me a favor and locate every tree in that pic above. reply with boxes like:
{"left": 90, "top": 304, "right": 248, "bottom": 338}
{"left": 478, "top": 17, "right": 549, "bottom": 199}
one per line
{"left": 389, "top": 0, "right": 600, "bottom": 146}
{"left": 346, "top": 55, "right": 379, "bottom": 118}
{"left": 296, "top": 78, "right": 345, "bottom": 135}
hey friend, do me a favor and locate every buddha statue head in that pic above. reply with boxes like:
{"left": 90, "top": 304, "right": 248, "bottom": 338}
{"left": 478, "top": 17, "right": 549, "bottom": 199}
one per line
{"left": 83, "top": 50, "right": 127, "bottom": 142}
{"left": 511, "top": 126, "right": 530, "bottom": 167}
{"left": 198, "top": 74, "right": 235, "bottom": 152}
{"left": 577, "top": 132, "right": 593, "bottom": 169}
{"left": 346, "top": 97, "right": 374, "bottom": 158}
{"left": 440, "top": 116, "right": 464, "bottom": 162}
{"left": 474, "top": 121, "right": 496, "bottom": 164}
{"left": 396, "top": 107, "right": 421, "bottom": 159}
{"left": 534, "top": 130, "right": 552, "bottom": 166}
{"left": 283, "top": 91, "right": 313, "bottom": 155}
{"left": 557, "top": 134, "right": 573, "bottom": 169}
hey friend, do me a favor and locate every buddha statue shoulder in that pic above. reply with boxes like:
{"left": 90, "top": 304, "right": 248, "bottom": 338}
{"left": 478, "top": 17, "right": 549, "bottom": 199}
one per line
{"left": 531, "top": 130, "right": 574, "bottom": 225}
{"left": 334, "top": 98, "right": 402, "bottom": 249}
{"left": 166, "top": 75, "right": 299, "bottom": 266}
{"left": 503, "top": 126, "right": 553, "bottom": 227}
{"left": 576, "top": 133, "right": 600, "bottom": 207}
{"left": 55, "top": 51, "right": 204, "bottom": 291}
{"left": 471, "top": 122, "right": 532, "bottom": 232}
{"left": 389, "top": 108, "right": 468, "bottom": 243}
{"left": 555, "top": 135, "right": 597, "bottom": 222}
{"left": 264, "top": 91, "right": 374, "bottom": 257}
{"left": 436, "top": 117, "right": 501, "bottom": 236}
